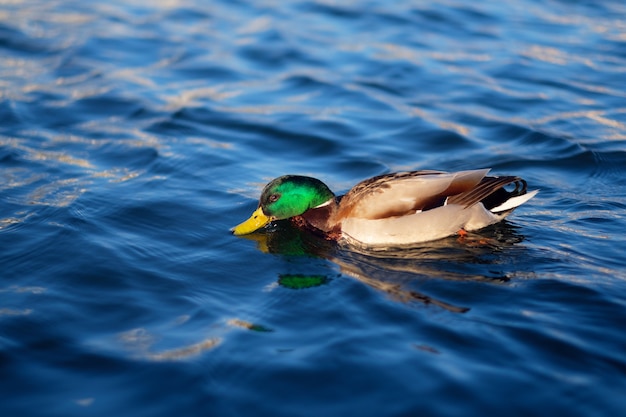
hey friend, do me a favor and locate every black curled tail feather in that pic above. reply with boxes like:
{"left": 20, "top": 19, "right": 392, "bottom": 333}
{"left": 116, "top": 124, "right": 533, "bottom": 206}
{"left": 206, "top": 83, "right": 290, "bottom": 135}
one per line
{"left": 447, "top": 176, "right": 528, "bottom": 210}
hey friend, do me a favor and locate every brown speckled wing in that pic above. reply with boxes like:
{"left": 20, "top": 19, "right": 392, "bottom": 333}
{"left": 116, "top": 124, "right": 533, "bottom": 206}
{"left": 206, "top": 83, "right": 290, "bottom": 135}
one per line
{"left": 336, "top": 169, "right": 489, "bottom": 220}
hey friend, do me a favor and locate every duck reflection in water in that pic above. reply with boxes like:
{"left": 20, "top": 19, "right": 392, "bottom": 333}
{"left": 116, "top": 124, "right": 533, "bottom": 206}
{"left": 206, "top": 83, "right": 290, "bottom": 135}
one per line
{"left": 239, "top": 220, "right": 527, "bottom": 314}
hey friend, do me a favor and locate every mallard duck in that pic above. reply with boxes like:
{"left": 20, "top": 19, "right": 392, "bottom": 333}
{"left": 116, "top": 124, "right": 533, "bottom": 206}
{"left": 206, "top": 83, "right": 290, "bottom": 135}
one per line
{"left": 231, "top": 169, "right": 538, "bottom": 248}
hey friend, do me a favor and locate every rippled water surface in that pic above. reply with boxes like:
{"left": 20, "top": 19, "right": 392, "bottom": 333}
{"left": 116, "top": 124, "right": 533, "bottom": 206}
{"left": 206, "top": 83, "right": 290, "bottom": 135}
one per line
{"left": 2, "top": 0, "right": 626, "bottom": 416}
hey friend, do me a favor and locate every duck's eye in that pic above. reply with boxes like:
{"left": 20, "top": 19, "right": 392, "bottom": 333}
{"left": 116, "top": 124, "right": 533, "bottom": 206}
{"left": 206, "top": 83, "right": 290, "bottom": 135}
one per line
{"left": 268, "top": 194, "right": 280, "bottom": 203}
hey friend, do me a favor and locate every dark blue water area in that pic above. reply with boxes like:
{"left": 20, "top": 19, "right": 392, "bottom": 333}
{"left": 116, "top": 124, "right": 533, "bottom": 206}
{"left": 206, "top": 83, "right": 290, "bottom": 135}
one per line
{"left": 2, "top": 0, "right": 626, "bottom": 416}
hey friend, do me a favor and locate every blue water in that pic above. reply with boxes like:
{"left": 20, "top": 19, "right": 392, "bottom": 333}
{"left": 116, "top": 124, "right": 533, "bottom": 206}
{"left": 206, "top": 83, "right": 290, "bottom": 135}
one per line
{"left": 2, "top": 0, "right": 626, "bottom": 416}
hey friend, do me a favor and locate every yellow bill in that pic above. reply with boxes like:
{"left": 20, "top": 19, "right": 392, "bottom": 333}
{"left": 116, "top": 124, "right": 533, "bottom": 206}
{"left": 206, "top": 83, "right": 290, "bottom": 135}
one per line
{"left": 231, "top": 207, "right": 272, "bottom": 235}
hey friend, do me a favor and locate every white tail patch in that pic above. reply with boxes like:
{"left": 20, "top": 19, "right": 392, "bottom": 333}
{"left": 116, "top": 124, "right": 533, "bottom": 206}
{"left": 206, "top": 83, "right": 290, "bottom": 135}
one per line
{"left": 490, "top": 189, "right": 539, "bottom": 213}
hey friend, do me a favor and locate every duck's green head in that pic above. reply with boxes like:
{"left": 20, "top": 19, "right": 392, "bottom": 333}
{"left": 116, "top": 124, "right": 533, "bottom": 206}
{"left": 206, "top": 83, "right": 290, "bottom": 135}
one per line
{"left": 231, "top": 175, "right": 335, "bottom": 235}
